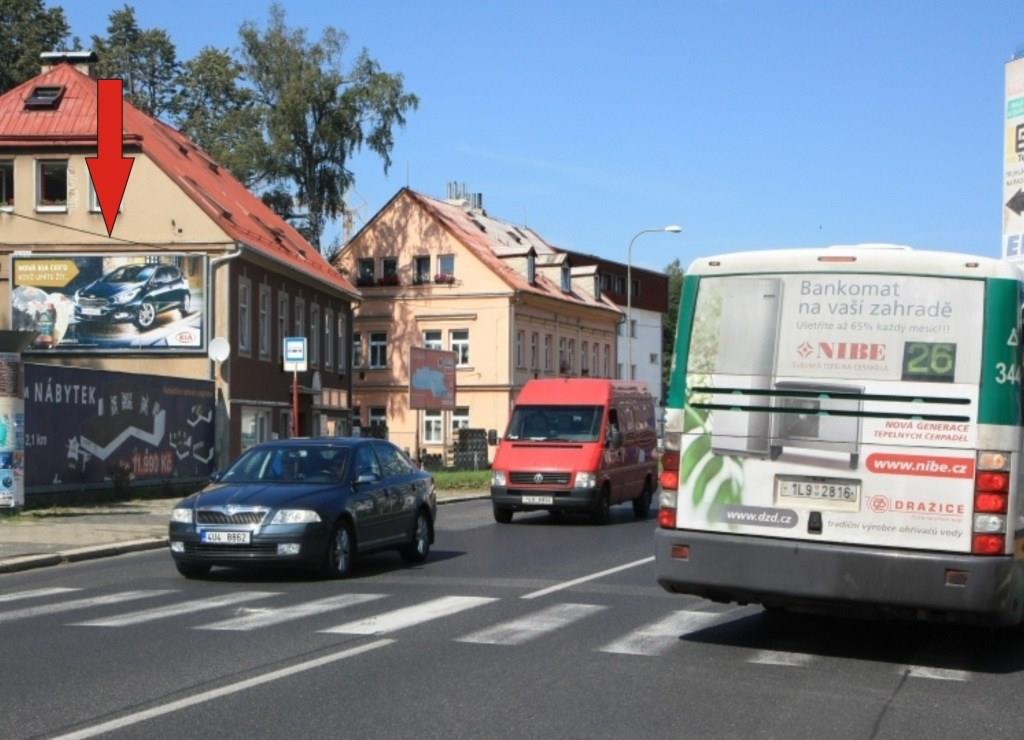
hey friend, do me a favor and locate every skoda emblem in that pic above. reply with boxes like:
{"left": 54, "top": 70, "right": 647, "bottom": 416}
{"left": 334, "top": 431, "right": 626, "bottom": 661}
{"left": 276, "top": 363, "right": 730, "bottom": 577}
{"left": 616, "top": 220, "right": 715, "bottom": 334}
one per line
{"left": 533, "top": 473, "right": 544, "bottom": 484}
{"left": 226, "top": 505, "right": 238, "bottom": 515}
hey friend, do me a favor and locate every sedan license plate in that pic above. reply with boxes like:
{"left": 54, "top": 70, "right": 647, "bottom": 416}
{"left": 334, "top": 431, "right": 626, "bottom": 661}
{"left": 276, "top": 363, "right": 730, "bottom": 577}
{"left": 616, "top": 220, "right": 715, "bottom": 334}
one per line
{"left": 776, "top": 477, "right": 860, "bottom": 510}
{"left": 80, "top": 307, "right": 102, "bottom": 316}
{"left": 200, "top": 530, "right": 251, "bottom": 544}
{"left": 522, "top": 495, "right": 554, "bottom": 505}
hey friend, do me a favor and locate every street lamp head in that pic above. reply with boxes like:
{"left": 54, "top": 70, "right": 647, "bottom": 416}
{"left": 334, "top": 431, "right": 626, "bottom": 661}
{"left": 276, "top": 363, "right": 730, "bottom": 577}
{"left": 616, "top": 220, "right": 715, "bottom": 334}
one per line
{"left": 663, "top": 225, "right": 682, "bottom": 234}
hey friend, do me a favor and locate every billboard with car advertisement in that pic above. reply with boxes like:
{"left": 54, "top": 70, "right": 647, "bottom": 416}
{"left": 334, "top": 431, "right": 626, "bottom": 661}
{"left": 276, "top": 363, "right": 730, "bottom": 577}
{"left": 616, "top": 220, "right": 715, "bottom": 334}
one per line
{"left": 10, "top": 254, "right": 206, "bottom": 353}
{"left": 24, "top": 364, "right": 214, "bottom": 491}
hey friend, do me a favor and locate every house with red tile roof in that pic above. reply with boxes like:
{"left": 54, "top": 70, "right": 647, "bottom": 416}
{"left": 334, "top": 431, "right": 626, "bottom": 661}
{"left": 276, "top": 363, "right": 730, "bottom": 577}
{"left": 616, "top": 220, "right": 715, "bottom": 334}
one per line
{"left": 333, "top": 186, "right": 621, "bottom": 463}
{"left": 0, "top": 53, "right": 360, "bottom": 479}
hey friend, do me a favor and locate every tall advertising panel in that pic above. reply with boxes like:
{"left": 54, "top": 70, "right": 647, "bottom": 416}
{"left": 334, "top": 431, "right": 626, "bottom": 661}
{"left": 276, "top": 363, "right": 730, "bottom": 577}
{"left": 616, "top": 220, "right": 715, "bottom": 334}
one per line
{"left": 409, "top": 347, "right": 456, "bottom": 410}
{"left": 11, "top": 254, "right": 206, "bottom": 352}
{"left": 1004, "top": 56, "right": 1024, "bottom": 260}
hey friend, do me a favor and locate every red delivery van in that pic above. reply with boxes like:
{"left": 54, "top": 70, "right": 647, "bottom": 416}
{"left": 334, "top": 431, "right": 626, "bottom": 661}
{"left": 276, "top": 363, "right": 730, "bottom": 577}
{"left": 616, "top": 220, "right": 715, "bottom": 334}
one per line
{"left": 490, "top": 378, "right": 658, "bottom": 524}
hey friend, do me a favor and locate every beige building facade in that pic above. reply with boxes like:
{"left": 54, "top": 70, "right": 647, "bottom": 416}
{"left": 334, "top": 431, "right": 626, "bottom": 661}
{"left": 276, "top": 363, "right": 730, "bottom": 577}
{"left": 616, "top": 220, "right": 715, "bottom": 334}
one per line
{"left": 335, "top": 188, "right": 621, "bottom": 462}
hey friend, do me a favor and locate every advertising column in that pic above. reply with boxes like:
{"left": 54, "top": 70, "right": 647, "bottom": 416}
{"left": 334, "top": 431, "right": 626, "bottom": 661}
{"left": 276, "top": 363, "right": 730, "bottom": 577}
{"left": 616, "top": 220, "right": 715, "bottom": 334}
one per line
{"left": 1003, "top": 54, "right": 1024, "bottom": 260}
{"left": 0, "top": 333, "right": 34, "bottom": 509}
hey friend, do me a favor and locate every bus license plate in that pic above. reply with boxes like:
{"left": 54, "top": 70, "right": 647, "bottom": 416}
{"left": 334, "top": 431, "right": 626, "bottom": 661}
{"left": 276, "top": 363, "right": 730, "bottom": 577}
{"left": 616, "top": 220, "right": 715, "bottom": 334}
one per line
{"left": 80, "top": 307, "right": 102, "bottom": 316}
{"left": 201, "top": 530, "right": 251, "bottom": 544}
{"left": 522, "top": 495, "right": 553, "bottom": 505}
{"left": 776, "top": 478, "right": 860, "bottom": 508}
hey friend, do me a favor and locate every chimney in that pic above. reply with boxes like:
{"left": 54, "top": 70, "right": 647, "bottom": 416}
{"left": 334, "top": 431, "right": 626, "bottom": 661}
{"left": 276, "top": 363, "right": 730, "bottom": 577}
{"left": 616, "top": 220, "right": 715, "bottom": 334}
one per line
{"left": 40, "top": 50, "right": 98, "bottom": 76}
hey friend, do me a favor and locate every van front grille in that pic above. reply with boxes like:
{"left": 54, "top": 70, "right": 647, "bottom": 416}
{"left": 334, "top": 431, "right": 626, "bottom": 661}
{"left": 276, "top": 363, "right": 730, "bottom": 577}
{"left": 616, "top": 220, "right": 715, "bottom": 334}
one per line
{"left": 509, "top": 472, "right": 570, "bottom": 485}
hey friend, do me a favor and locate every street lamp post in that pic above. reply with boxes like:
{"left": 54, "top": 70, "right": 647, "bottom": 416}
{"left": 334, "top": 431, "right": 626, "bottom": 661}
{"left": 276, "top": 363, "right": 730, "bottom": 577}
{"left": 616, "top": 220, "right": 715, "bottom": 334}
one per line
{"left": 627, "top": 225, "right": 682, "bottom": 380}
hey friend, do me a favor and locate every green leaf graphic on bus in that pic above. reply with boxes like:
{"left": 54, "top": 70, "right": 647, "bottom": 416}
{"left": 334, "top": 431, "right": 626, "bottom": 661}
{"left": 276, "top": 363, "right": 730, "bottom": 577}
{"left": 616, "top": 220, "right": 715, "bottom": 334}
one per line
{"left": 680, "top": 404, "right": 744, "bottom": 522}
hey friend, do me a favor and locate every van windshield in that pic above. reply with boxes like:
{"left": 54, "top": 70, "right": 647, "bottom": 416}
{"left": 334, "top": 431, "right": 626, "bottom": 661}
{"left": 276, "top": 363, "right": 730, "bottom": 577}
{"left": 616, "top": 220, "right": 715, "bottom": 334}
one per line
{"left": 506, "top": 405, "right": 603, "bottom": 442}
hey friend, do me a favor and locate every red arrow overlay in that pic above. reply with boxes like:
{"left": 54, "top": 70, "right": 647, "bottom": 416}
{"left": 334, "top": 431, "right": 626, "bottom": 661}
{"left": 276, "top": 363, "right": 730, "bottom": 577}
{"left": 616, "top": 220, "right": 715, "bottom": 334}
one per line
{"left": 86, "top": 79, "right": 134, "bottom": 236}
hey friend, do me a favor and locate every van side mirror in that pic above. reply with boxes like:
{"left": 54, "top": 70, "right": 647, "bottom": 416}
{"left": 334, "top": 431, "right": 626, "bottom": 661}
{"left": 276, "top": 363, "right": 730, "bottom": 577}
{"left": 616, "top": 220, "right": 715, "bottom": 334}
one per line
{"left": 607, "top": 428, "right": 623, "bottom": 449}
{"left": 487, "top": 429, "right": 498, "bottom": 446}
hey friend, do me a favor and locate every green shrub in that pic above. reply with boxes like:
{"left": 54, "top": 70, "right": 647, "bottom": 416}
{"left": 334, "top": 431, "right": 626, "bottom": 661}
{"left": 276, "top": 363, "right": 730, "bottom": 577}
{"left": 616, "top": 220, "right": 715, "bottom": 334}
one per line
{"left": 431, "top": 470, "right": 491, "bottom": 491}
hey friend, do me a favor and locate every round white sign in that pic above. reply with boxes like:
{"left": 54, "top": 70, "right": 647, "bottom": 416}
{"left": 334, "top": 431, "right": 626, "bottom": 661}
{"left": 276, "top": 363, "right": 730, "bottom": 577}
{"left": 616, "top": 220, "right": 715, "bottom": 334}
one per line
{"left": 208, "top": 336, "right": 230, "bottom": 362}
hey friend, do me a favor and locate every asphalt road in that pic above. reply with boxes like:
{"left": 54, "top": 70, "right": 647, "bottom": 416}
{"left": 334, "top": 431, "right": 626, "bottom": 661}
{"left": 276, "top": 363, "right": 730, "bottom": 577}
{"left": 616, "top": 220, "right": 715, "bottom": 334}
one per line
{"left": 1, "top": 499, "right": 1023, "bottom": 740}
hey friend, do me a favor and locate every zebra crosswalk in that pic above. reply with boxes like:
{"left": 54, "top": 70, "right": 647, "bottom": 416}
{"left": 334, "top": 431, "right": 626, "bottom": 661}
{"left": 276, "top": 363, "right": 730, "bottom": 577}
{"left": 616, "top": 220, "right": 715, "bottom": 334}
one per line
{"left": 0, "top": 584, "right": 975, "bottom": 682}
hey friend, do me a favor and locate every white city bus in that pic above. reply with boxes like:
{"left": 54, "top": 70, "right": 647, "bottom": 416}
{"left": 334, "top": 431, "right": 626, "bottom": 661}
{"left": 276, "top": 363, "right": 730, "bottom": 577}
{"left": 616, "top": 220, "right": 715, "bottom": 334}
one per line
{"left": 655, "top": 246, "right": 1024, "bottom": 624}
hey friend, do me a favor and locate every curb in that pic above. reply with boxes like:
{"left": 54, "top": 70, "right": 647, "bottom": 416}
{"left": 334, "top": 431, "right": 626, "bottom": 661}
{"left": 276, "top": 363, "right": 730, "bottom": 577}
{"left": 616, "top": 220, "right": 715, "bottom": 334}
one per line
{"left": 0, "top": 494, "right": 491, "bottom": 575}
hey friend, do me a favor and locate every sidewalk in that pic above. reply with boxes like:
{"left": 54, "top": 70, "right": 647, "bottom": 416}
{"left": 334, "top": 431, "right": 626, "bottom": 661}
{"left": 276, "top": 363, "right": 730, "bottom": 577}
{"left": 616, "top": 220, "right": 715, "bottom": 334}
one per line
{"left": 0, "top": 490, "right": 488, "bottom": 574}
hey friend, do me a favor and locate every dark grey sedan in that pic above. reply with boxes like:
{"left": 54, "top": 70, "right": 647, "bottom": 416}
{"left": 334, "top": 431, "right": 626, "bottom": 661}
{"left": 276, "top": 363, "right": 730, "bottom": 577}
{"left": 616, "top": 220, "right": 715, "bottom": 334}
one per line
{"left": 168, "top": 438, "right": 436, "bottom": 579}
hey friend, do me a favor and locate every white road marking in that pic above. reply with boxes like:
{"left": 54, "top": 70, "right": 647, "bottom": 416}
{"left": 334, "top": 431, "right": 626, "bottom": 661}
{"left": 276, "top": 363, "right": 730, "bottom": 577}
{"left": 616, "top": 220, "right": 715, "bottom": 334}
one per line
{"left": 0, "top": 590, "right": 172, "bottom": 624}
{"left": 0, "top": 587, "right": 81, "bottom": 603}
{"left": 521, "top": 557, "right": 655, "bottom": 600}
{"left": 904, "top": 665, "right": 971, "bottom": 682}
{"left": 749, "top": 650, "right": 813, "bottom": 667}
{"left": 72, "top": 592, "right": 278, "bottom": 627}
{"left": 322, "top": 595, "right": 497, "bottom": 635}
{"left": 49, "top": 639, "right": 394, "bottom": 740}
{"left": 598, "top": 608, "right": 740, "bottom": 656}
{"left": 197, "top": 594, "right": 386, "bottom": 631}
{"left": 457, "top": 603, "right": 606, "bottom": 645}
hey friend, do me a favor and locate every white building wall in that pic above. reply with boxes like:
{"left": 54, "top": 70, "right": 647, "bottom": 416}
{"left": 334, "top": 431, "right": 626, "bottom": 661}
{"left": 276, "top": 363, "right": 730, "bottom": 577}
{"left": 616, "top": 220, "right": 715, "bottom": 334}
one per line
{"left": 618, "top": 306, "right": 663, "bottom": 403}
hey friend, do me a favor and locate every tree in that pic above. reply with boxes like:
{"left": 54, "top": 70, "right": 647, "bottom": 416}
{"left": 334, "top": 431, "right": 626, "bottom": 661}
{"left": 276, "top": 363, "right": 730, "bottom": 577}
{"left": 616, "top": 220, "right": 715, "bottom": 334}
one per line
{"left": 170, "top": 47, "right": 267, "bottom": 188}
{"left": 92, "top": 5, "right": 178, "bottom": 117}
{"left": 239, "top": 4, "right": 418, "bottom": 249}
{"left": 662, "top": 258, "right": 685, "bottom": 392}
{"left": 0, "top": 0, "right": 71, "bottom": 94}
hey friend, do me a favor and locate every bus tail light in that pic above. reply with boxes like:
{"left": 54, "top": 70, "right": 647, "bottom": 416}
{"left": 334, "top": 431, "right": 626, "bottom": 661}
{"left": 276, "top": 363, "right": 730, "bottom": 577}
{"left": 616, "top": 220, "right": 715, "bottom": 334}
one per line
{"left": 659, "top": 449, "right": 679, "bottom": 528}
{"left": 660, "top": 451, "right": 679, "bottom": 491}
{"left": 971, "top": 451, "right": 1010, "bottom": 555}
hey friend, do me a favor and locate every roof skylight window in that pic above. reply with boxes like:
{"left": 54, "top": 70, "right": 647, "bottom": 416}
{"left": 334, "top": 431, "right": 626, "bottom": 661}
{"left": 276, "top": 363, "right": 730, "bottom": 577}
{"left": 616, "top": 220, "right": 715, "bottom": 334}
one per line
{"left": 24, "top": 86, "right": 65, "bottom": 110}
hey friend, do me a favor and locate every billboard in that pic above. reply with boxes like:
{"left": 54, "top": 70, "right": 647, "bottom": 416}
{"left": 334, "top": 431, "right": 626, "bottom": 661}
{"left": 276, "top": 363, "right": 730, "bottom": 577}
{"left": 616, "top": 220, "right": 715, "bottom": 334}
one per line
{"left": 409, "top": 347, "right": 456, "bottom": 410}
{"left": 24, "top": 364, "right": 214, "bottom": 490}
{"left": 11, "top": 254, "right": 206, "bottom": 352}
{"left": 1003, "top": 55, "right": 1024, "bottom": 260}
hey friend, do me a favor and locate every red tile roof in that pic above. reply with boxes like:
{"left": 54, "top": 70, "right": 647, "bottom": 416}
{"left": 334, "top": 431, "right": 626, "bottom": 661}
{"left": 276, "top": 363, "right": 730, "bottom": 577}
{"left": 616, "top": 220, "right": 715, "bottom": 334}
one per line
{"left": 0, "top": 64, "right": 358, "bottom": 299}
{"left": 404, "top": 189, "right": 620, "bottom": 315}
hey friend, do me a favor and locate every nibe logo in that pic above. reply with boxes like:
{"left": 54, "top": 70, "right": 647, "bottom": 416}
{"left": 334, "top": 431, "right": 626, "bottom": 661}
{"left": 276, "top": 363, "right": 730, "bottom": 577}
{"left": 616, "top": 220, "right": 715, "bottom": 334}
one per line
{"left": 798, "top": 341, "right": 886, "bottom": 361}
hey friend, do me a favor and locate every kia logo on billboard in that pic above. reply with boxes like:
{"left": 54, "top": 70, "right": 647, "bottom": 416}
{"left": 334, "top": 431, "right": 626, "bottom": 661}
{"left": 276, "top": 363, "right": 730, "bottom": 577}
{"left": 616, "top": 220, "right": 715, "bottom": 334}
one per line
{"left": 796, "top": 341, "right": 886, "bottom": 361}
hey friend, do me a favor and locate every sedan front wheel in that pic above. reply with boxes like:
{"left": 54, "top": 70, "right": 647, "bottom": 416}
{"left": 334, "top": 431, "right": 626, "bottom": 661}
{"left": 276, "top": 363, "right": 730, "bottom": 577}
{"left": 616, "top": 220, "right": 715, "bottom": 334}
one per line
{"left": 323, "top": 520, "right": 355, "bottom": 579}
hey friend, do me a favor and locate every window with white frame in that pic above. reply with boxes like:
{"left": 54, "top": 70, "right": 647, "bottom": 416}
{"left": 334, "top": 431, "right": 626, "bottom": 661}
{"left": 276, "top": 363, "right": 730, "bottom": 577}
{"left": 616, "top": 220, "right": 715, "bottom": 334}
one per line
{"left": 423, "top": 410, "right": 442, "bottom": 443}
{"left": 258, "top": 284, "right": 271, "bottom": 360}
{"left": 310, "top": 304, "right": 320, "bottom": 367}
{"left": 560, "top": 265, "right": 571, "bottom": 292}
{"left": 352, "top": 332, "right": 362, "bottom": 368}
{"left": 438, "top": 254, "right": 455, "bottom": 280}
{"left": 324, "top": 308, "right": 334, "bottom": 370}
{"left": 0, "top": 161, "right": 12, "bottom": 210}
{"left": 36, "top": 159, "right": 67, "bottom": 211}
{"left": 294, "top": 297, "right": 305, "bottom": 341}
{"left": 530, "top": 332, "right": 538, "bottom": 369}
{"left": 277, "top": 290, "right": 289, "bottom": 365}
{"left": 369, "top": 406, "right": 387, "bottom": 429}
{"left": 617, "top": 362, "right": 624, "bottom": 380}
{"left": 237, "top": 277, "right": 252, "bottom": 356}
{"left": 516, "top": 330, "right": 525, "bottom": 368}
{"left": 592, "top": 343, "right": 600, "bottom": 377}
{"left": 451, "top": 329, "right": 469, "bottom": 366}
{"left": 544, "top": 334, "right": 552, "bottom": 371}
{"left": 369, "top": 331, "right": 387, "bottom": 368}
{"left": 423, "top": 329, "right": 442, "bottom": 350}
{"left": 581, "top": 340, "right": 589, "bottom": 375}
{"left": 568, "top": 339, "right": 576, "bottom": 374}
{"left": 337, "top": 314, "right": 347, "bottom": 370}
{"left": 451, "top": 406, "right": 469, "bottom": 434}
{"left": 88, "top": 177, "right": 122, "bottom": 214}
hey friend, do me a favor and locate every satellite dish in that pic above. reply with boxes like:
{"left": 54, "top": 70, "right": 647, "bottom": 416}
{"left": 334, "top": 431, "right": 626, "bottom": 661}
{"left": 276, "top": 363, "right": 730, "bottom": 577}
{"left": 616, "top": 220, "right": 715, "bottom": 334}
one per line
{"left": 208, "top": 337, "right": 230, "bottom": 362}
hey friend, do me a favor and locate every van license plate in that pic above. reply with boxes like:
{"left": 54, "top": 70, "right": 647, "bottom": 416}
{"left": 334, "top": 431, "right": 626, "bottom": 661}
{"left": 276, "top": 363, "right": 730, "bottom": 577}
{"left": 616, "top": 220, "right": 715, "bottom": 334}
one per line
{"left": 522, "top": 495, "right": 553, "bottom": 505}
{"left": 200, "top": 530, "right": 251, "bottom": 544}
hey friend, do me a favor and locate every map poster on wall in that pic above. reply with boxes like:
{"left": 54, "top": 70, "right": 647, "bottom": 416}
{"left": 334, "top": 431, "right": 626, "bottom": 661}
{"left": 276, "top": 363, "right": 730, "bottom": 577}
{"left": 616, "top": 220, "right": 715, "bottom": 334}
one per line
{"left": 409, "top": 347, "right": 456, "bottom": 411}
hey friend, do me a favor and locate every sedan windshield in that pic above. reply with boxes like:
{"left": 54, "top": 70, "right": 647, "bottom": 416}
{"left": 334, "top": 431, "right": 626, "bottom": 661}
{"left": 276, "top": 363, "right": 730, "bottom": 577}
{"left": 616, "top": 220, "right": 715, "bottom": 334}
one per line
{"left": 505, "top": 405, "right": 603, "bottom": 442}
{"left": 220, "top": 445, "right": 349, "bottom": 483}
{"left": 104, "top": 265, "right": 155, "bottom": 283}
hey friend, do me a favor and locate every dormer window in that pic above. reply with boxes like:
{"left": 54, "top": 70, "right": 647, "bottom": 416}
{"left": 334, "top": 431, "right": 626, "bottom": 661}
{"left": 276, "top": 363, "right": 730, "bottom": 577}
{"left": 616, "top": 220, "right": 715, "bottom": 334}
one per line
{"left": 593, "top": 274, "right": 601, "bottom": 299}
{"left": 24, "top": 86, "right": 65, "bottom": 110}
{"left": 560, "top": 264, "right": 571, "bottom": 292}
{"left": 527, "top": 253, "right": 536, "bottom": 284}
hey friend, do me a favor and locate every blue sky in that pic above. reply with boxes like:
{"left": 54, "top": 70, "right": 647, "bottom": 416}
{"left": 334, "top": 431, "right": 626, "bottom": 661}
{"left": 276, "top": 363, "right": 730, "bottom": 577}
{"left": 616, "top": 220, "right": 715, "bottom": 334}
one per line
{"left": 61, "top": 1, "right": 1023, "bottom": 271}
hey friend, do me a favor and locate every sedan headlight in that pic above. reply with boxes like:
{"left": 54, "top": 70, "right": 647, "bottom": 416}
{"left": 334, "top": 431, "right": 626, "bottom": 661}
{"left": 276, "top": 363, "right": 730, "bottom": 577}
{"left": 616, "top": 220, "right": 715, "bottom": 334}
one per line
{"left": 114, "top": 288, "right": 140, "bottom": 304}
{"left": 491, "top": 470, "right": 507, "bottom": 487}
{"left": 170, "top": 508, "right": 193, "bottom": 524}
{"left": 270, "top": 509, "right": 322, "bottom": 524}
{"left": 574, "top": 472, "right": 597, "bottom": 488}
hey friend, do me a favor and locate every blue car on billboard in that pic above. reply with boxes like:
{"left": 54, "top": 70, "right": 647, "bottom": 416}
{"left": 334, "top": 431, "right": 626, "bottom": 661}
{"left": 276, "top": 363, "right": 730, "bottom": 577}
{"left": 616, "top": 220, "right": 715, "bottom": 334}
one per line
{"left": 75, "top": 264, "right": 191, "bottom": 330}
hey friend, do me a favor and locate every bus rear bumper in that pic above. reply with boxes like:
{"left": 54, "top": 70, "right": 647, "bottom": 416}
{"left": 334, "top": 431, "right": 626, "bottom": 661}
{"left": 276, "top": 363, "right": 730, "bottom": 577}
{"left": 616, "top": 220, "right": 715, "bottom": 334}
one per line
{"left": 655, "top": 528, "right": 1024, "bottom": 625}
